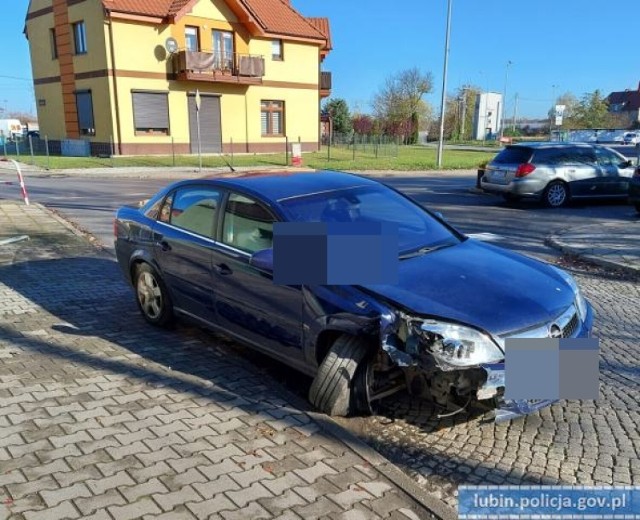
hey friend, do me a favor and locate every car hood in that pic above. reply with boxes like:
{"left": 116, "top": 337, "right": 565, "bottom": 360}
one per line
{"left": 362, "top": 239, "right": 575, "bottom": 336}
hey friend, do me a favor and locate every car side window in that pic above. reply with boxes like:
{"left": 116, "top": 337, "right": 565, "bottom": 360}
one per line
{"left": 222, "top": 193, "right": 275, "bottom": 253}
{"left": 595, "top": 148, "right": 621, "bottom": 167}
{"left": 532, "top": 148, "right": 563, "bottom": 165}
{"left": 158, "top": 193, "right": 174, "bottom": 223}
{"left": 568, "top": 148, "right": 596, "bottom": 165}
{"left": 167, "top": 187, "right": 221, "bottom": 238}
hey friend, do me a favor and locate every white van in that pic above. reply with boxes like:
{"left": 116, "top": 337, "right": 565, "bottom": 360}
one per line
{"left": 0, "top": 119, "right": 23, "bottom": 140}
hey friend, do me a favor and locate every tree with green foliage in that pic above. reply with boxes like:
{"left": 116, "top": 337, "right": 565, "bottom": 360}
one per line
{"left": 322, "top": 98, "right": 352, "bottom": 135}
{"left": 372, "top": 67, "right": 433, "bottom": 143}
{"left": 572, "top": 90, "right": 615, "bottom": 129}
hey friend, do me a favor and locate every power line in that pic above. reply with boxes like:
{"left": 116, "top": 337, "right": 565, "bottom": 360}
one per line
{"left": 0, "top": 75, "right": 33, "bottom": 82}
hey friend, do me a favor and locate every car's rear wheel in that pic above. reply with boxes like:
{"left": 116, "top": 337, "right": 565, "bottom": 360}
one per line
{"left": 134, "top": 263, "right": 174, "bottom": 327}
{"left": 543, "top": 181, "right": 569, "bottom": 208}
{"left": 309, "top": 335, "right": 369, "bottom": 416}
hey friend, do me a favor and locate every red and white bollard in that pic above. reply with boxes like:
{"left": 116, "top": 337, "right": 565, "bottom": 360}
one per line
{"left": 0, "top": 157, "right": 29, "bottom": 205}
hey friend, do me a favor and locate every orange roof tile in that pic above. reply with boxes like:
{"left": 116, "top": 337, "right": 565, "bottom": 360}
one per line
{"left": 242, "top": 0, "right": 326, "bottom": 41}
{"left": 102, "top": 0, "right": 329, "bottom": 45}
{"left": 102, "top": 0, "right": 173, "bottom": 18}
{"left": 168, "top": 0, "right": 196, "bottom": 16}
{"left": 307, "top": 17, "right": 332, "bottom": 50}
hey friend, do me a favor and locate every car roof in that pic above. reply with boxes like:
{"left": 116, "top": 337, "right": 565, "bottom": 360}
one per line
{"left": 507, "top": 141, "right": 595, "bottom": 149}
{"left": 180, "top": 170, "right": 378, "bottom": 202}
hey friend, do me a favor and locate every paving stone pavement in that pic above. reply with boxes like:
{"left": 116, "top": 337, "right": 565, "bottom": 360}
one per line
{"left": 0, "top": 202, "right": 442, "bottom": 520}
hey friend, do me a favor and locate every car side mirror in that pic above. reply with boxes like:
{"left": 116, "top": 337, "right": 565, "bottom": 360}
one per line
{"left": 249, "top": 248, "right": 273, "bottom": 272}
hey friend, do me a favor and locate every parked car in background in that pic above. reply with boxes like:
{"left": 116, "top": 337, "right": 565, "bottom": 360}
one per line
{"left": 481, "top": 142, "right": 634, "bottom": 207}
{"left": 114, "top": 170, "right": 593, "bottom": 422}
{"left": 629, "top": 165, "right": 640, "bottom": 213}
{"left": 623, "top": 132, "right": 640, "bottom": 145}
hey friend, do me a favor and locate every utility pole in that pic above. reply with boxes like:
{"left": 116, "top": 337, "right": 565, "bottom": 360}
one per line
{"left": 460, "top": 88, "right": 468, "bottom": 139}
{"left": 436, "top": 0, "right": 453, "bottom": 168}
{"left": 550, "top": 84, "right": 558, "bottom": 141}
{"left": 512, "top": 93, "right": 519, "bottom": 133}
{"left": 499, "top": 61, "right": 512, "bottom": 139}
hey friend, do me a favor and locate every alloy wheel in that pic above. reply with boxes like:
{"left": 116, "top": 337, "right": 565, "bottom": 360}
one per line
{"left": 546, "top": 183, "right": 567, "bottom": 207}
{"left": 137, "top": 271, "right": 163, "bottom": 320}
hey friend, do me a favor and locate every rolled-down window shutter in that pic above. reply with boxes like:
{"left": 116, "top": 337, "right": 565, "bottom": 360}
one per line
{"left": 75, "top": 91, "right": 94, "bottom": 134}
{"left": 132, "top": 92, "right": 169, "bottom": 131}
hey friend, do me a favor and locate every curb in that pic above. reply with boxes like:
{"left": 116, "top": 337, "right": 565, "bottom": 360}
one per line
{"left": 16, "top": 201, "right": 456, "bottom": 520}
{"left": 545, "top": 235, "right": 640, "bottom": 276}
{"left": 38, "top": 203, "right": 115, "bottom": 257}
{"left": 248, "top": 363, "right": 456, "bottom": 519}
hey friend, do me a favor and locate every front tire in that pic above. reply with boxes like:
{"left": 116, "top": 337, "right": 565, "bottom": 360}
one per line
{"left": 543, "top": 181, "right": 569, "bottom": 207}
{"left": 134, "top": 263, "right": 174, "bottom": 327}
{"left": 309, "top": 335, "right": 369, "bottom": 416}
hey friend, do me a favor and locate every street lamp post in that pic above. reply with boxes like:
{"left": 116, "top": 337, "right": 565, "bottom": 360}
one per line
{"left": 499, "top": 60, "right": 512, "bottom": 139}
{"left": 436, "top": 0, "right": 453, "bottom": 169}
{"left": 550, "top": 84, "right": 558, "bottom": 140}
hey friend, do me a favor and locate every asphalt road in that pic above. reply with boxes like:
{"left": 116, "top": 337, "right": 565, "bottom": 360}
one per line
{"left": 2, "top": 169, "right": 639, "bottom": 507}
{"left": 2, "top": 170, "right": 637, "bottom": 261}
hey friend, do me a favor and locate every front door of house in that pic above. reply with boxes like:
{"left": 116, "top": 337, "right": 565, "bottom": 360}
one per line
{"left": 188, "top": 93, "right": 222, "bottom": 154}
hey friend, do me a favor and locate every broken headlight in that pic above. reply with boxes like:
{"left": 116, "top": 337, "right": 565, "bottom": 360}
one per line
{"left": 417, "top": 321, "right": 504, "bottom": 368}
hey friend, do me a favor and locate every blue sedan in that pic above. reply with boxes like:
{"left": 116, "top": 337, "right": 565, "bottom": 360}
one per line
{"left": 114, "top": 170, "right": 593, "bottom": 421}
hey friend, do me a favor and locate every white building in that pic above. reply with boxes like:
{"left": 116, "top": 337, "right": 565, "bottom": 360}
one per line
{"left": 473, "top": 92, "right": 503, "bottom": 140}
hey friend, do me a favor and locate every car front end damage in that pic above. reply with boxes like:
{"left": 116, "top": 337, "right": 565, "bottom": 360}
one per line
{"left": 376, "top": 293, "right": 594, "bottom": 422}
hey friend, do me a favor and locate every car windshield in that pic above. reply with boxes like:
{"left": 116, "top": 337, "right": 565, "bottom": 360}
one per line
{"left": 278, "top": 185, "right": 460, "bottom": 255}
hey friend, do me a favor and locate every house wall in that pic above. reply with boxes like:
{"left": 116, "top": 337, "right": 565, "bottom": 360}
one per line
{"left": 26, "top": 0, "right": 324, "bottom": 155}
{"left": 28, "top": 1, "right": 64, "bottom": 139}
{"left": 171, "top": 0, "right": 250, "bottom": 54}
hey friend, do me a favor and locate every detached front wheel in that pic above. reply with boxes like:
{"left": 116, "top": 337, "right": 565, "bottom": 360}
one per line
{"left": 134, "top": 263, "right": 174, "bottom": 327}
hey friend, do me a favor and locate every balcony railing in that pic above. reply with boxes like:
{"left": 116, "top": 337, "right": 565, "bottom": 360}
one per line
{"left": 320, "top": 71, "right": 332, "bottom": 98}
{"left": 173, "top": 50, "right": 265, "bottom": 84}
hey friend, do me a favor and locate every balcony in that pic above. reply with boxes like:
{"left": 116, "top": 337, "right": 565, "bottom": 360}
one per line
{"left": 173, "top": 50, "right": 265, "bottom": 85}
{"left": 320, "top": 71, "right": 332, "bottom": 98}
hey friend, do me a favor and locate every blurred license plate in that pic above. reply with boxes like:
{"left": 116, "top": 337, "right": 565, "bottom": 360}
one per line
{"left": 492, "top": 170, "right": 508, "bottom": 184}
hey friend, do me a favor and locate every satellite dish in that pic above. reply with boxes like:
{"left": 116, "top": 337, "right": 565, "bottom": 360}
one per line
{"left": 165, "top": 37, "right": 179, "bottom": 54}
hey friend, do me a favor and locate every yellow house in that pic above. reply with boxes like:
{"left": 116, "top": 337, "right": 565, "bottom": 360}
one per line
{"left": 25, "top": 0, "right": 332, "bottom": 155}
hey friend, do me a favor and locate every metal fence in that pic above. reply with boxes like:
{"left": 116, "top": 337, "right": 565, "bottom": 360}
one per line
{"left": 324, "top": 133, "right": 402, "bottom": 160}
{"left": 0, "top": 132, "right": 496, "bottom": 170}
{"left": 0, "top": 135, "right": 299, "bottom": 170}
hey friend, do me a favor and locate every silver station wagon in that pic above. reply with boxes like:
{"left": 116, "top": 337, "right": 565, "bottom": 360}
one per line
{"left": 481, "top": 142, "right": 634, "bottom": 207}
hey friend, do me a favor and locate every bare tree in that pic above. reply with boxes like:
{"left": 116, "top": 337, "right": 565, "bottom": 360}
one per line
{"left": 372, "top": 67, "right": 433, "bottom": 143}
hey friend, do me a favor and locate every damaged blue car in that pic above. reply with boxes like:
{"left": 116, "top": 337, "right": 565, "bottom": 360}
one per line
{"left": 114, "top": 170, "right": 593, "bottom": 421}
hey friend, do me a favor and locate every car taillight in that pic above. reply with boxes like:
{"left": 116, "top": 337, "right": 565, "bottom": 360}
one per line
{"left": 515, "top": 163, "right": 536, "bottom": 177}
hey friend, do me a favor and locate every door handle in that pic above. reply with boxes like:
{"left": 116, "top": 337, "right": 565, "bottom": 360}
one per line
{"left": 213, "top": 263, "right": 232, "bottom": 275}
{"left": 158, "top": 240, "right": 171, "bottom": 252}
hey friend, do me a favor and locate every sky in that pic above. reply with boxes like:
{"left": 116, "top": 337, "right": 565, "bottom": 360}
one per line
{"left": 4, "top": 0, "right": 640, "bottom": 119}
